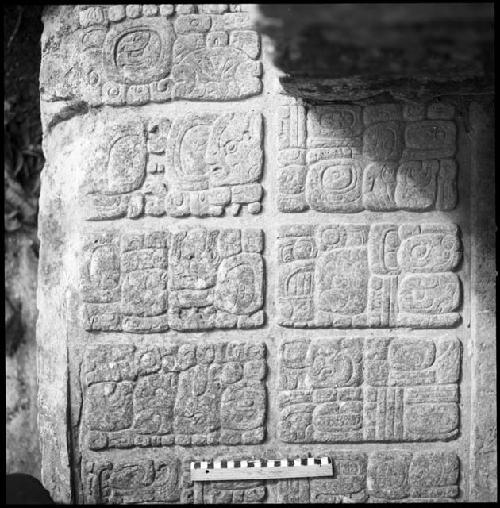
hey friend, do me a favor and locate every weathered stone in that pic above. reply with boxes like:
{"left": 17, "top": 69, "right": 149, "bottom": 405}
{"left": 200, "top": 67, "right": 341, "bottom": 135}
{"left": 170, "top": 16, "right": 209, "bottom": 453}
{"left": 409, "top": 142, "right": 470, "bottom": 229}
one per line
{"left": 275, "top": 451, "right": 459, "bottom": 503}
{"left": 82, "top": 112, "right": 263, "bottom": 219}
{"left": 37, "top": 4, "right": 495, "bottom": 505}
{"left": 83, "top": 450, "right": 460, "bottom": 503}
{"left": 40, "top": 5, "right": 263, "bottom": 125}
{"left": 469, "top": 101, "right": 497, "bottom": 502}
{"left": 277, "top": 223, "right": 462, "bottom": 328}
{"left": 256, "top": 4, "right": 493, "bottom": 101}
{"left": 278, "top": 336, "right": 460, "bottom": 443}
{"left": 82, "top": 341, "right": 266, "bottom": 450}
{"left": 278, "top": 101, "right": 458, "bottom": 213}
{"left": 84, "top": 457, "right": 182, "bottom": 503}
{"left": 198, "top": 480, "right": 266, "bottom": 504}
{"left": 81, "top": 227, "right": 264, "bottom": 332}
{"left": 367, "top": 451, "right": 459, "bottom": 501}
{"left": 277, "top": 452, "right": 367, "bottom": 503}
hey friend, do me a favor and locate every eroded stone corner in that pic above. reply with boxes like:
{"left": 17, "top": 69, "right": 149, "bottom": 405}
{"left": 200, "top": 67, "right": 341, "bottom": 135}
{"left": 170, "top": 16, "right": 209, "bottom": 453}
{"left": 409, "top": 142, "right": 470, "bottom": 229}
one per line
{"left": 40, "top": 4, "right": 263, "bottom": 128}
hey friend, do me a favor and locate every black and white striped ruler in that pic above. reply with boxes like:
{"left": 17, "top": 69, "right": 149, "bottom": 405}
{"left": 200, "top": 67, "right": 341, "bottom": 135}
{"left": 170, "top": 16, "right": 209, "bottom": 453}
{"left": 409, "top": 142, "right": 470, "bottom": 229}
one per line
{"left": 190, "top": 457, "right": 333, "bottom": 481}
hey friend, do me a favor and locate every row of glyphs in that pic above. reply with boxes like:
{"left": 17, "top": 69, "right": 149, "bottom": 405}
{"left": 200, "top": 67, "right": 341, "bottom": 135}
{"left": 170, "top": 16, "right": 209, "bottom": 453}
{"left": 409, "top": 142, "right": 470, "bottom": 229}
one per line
{"left": 278, "top": 102, "right": 458, "bottom": 213}
{"left": 278, "top": 336, "right": 460, "bottom": 443}
{"left": 83, "top": 451, "right": 459, "bottom": 503}
{"left": 81, "top": 224, "right": 462, "bottom": 332}
{"left": 82, "top": 112, "right": 263, "bottom": 220}
{"left": 44, "top": 4, "right": 261, "bottom": 106}
{"left": 81, "top": 228, "right": 264, "bottom": 332}
{"left": 278, "top": 223, "right": 462, "bottom": 328}
{"left": 83, "top": 341, "right": 266, "bottom": 449}
{"left": 79, "top": 105, "right": 460, "bottom": 221}
{"left": 81, "top": 336, "right": 460, "bottom": 449}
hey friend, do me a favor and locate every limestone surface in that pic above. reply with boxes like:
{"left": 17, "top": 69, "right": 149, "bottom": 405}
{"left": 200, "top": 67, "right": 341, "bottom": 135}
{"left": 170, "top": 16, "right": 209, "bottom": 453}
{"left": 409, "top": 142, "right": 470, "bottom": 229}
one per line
{"left": 82, "top": 112, "right": 264, "bottom": 220}
{"left": 278, "top": 101, "right": 457, "bottom": 213}
{"left": 278, "top": 336, "right": 460, "bottom": 443}
{"left": 80, "top": 228, "right": 265, "bottom": 332}
{"left": 83, "top": 341, "right": 267, "bottom": 450}
{"left": 277, "top": 223, "right": 462, "bottom": 328}
{"left": 37, "top": 3, "right": 495, "bottom": 504}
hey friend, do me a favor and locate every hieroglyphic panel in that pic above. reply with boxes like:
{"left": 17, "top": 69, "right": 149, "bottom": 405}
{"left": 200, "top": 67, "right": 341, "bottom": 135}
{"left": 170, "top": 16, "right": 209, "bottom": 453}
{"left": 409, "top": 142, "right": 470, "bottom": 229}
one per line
{"left": 83, "top": 458, "right": 185, "bottom": 504}
{"left": 277, "top": 101, "right": 457, "bottom": 212}
{"left": 82, "top": 112, "right": 263, "bottom": 219}
{"left": 83, "top": 451, "right": 459, "bottom": 503}
{"left": 276, "top": 451, "right": 458, "bottom": 503}
{"left": 82, "top": 341, "right": 267, "bottom": 450}
{"left": 195, "top": 480, "right": 266, "bottom": 504}
{"left": 277, "top": 223, "right": 461, "bottom": 328}
{"left": 46, "top": 5, "right": 261, "bottom": 106}
{"left": 81, "top": 228, "right": 264, "bottom": 332}
{"left": 277, "top": 453, "right": 368, "bottom": 503}
{"left": 367, "top": 452, "right": 460, "bottom": 502}
{"left": 83, "top": 455, "right": 267, "bottom": 504}
{"left": 277, "top": 336, "right": 460, "bottom": 443}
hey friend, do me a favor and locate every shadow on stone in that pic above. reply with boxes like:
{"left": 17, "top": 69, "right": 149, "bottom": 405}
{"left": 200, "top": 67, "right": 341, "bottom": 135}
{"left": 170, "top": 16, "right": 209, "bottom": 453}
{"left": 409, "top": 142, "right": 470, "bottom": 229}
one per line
{"left": 6, "top": 474, "right": 55, "bottom": 504}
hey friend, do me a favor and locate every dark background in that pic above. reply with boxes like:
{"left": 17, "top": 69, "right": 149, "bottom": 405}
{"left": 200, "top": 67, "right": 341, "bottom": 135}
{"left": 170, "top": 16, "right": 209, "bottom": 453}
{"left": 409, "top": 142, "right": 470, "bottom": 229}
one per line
{"left": 5, "top": 4, "right": 44, "bottom": 479}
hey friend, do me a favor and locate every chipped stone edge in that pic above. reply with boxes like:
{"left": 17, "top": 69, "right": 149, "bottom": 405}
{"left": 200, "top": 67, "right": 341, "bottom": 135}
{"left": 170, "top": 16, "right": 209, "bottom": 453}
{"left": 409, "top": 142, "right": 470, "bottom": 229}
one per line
{"left": 36, "top": 163, "right": 72, "bottom": 504}
{"left": 469, "top": 99, "right": 497, "bottom": 502}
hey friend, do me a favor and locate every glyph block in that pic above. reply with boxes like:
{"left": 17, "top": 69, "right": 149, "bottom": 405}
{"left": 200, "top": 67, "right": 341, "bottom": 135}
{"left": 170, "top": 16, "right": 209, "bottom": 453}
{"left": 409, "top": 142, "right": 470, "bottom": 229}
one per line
{"left": 278, "top": 336, "right": 461, "bottom": 443}
{"left": 277, "top": 223, "right": 462, "bottom": 328}
{"left": 277, "top": 102, "right": 458, "bottom": 213}
{"left": 83, "top": 341, "right": 267, "bottom": 450}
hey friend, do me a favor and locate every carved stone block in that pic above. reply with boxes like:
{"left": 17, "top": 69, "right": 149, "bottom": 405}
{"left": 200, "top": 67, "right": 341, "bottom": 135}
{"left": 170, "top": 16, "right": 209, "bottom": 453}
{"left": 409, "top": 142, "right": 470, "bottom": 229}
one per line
{"left": 41, "top": 5, "right": 262, "bottom": 109}
{"left": 276, "top": 451, "right": 459, "bottom": 502}
{"left": 83, "top": 458, "right": 182, "bottom": 504}
{"left": 82, "top": 451, "right": 459, "bottom": 503}
{"left": 84, "top": 454, "right": 266, "bottom": 504}
{"left": 82, "top": 112, "right": 263, "bottom": 219}
{"left": 277, "top": 452, "right": 368, "bottom": 503}
{"left": 82, "top": 341, "right": 267, "bottom": 450}
{"left": 277, "top": 101, "right": 458, "bottom": 213}
{"left": 367, "top": 451, "right": 460, "bottom": 501}
{"left": 278, "top": 336, "right": 461, "bottom": 443}
{"left": 196, "top": 480, "right": 266, "bottom": 504}
{"left": 277, "top": 223, "right": 461, "bottom": 328}
{"left": 81, "top": 228, "right": 265, "bottom": 332}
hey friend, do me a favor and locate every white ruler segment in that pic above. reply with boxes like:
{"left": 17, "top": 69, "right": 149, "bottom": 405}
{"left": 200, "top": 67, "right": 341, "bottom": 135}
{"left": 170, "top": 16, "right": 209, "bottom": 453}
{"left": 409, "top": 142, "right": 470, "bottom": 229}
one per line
{"left": 190, "top": 457, "right": 333, "bottom": 481}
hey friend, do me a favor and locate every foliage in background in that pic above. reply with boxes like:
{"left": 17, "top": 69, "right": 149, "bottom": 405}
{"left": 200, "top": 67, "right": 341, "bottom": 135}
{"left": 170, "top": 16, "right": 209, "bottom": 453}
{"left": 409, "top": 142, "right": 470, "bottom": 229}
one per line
{"left": 4, "top": 5, "right": 44, "bottom": 244}
{"left": 4, "top": 5, "right": 44, "bottom": 356}
{"left": 4, "top": 96, "right": 42, "bottom": 239}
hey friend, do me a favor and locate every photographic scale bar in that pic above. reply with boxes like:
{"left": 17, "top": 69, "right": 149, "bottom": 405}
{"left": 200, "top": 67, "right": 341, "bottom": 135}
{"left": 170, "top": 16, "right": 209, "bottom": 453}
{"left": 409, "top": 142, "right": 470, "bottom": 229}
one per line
{"left": 190, "top": 457, "right": 333, "bottom": 481}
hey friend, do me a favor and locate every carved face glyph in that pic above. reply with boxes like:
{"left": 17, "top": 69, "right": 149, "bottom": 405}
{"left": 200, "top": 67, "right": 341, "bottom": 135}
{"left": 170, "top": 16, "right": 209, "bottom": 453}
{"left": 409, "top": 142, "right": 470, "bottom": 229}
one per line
{"left": 205, "top": 112, "right": 262, "bottom": 187}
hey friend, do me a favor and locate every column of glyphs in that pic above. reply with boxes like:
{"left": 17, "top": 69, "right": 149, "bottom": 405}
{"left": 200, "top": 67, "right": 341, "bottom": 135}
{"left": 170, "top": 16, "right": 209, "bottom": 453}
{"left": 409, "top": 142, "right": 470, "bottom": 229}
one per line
{"left": 39, "top": 4, "right": 465, "bottom": 503}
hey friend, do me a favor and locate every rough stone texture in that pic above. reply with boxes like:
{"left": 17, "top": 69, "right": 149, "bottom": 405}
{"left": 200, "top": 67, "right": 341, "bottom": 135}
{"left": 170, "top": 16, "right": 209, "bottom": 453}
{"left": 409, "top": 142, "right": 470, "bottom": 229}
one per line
{"left": 82, "top": 341, "right": 267, "bottom": 450}
{"left": 82, "top": 112, "right": 263, "bottom": 219}
{"left": 278, "top": 101, "right": 458, "bottom": 213}
{"left": 40, "top": 4, "right": 261, "bottom": 129}
{"left": 277, "top": 223, "right": 462, "bottom": 328}
{"left": 82, "top": 450, "right": 460, "bottom": 503}
{"left": 37, "top": 4, "right": 495, "bottom": 504}
{"left": 469, "top": 100, "right": 496, "bottom": 501}
{"left": 257, "top": 4, "right": 494, "bottom": 102}
{"left": 278, "top": 336, "right": 460, "bottom": 443}
{"left": 80, "top": 228, "right": 264, "bottom": 332}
